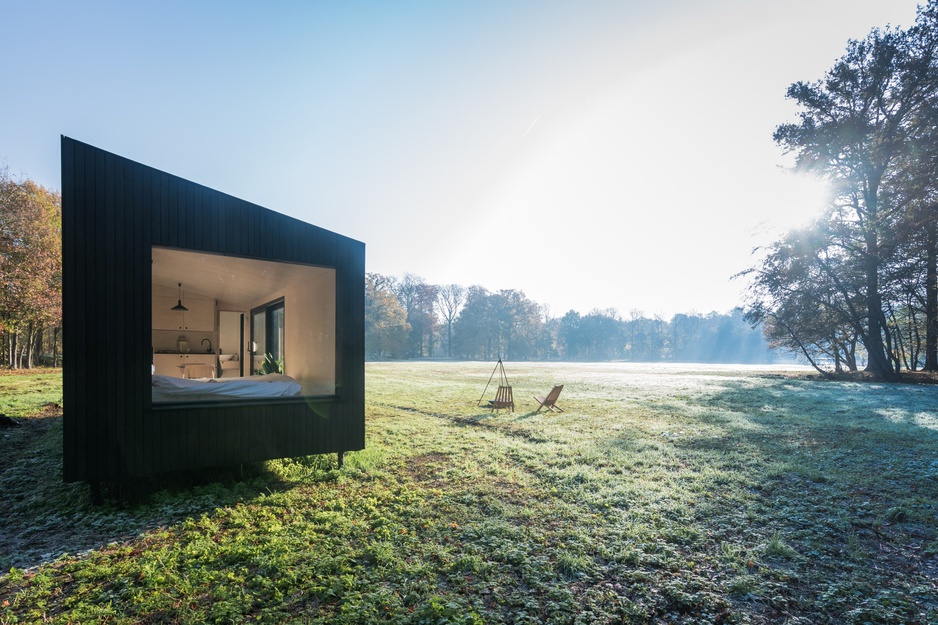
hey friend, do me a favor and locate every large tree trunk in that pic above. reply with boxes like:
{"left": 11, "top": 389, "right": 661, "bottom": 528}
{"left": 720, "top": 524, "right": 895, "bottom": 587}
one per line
{"left": 863, "top": 234, "right": 896, "bottom": 379}
{"left": 859, "top": 185, "right": 899, "bottom": 380}
{"left": 926, "top": 210, "right": 938, "bottom": 370}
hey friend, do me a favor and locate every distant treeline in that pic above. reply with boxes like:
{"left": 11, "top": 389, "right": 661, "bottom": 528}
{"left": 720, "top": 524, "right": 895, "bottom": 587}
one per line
{"left": 366, "top": 273, "right": 782, "bottom": 363}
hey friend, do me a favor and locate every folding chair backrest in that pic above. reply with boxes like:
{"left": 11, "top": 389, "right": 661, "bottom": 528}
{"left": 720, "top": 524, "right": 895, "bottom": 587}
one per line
{"left": 546, "top": 385, "right": 563, "bottom": 404}
{"left": 490, "top": 385, "right": 514, "bottom": 411}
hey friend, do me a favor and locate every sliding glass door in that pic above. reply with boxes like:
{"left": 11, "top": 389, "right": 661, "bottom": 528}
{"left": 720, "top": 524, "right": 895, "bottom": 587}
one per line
{"left": 251, "top": 299, "right": 284, "bottom": 374}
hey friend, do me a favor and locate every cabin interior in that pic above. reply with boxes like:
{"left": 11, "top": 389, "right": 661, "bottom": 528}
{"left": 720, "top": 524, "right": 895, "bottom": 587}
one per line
{"left": 151, "top": 246, "right": 336, "bottom": 400}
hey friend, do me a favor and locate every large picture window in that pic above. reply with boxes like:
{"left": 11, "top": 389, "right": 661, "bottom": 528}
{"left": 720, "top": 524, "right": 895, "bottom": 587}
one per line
{"left": 151, "top": 247, "right": 336, "bottom": 403}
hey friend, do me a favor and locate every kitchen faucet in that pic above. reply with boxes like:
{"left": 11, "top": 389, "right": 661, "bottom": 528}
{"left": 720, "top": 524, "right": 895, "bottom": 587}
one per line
{"left": 202, "top": 338, "right": 213, "bottom": 353}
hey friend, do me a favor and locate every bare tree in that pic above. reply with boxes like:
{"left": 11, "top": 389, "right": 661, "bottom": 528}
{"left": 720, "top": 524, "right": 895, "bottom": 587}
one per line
{"left": 435, "top": 284, "right": 464, "bottom": 358}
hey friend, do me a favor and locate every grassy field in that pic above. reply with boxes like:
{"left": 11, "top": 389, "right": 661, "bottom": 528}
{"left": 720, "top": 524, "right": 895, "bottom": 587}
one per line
{"left": 2, "top": 362, "right": 938, "bottom": 624}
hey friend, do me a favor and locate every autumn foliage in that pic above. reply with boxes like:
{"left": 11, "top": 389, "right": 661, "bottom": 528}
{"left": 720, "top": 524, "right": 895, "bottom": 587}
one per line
{"left": 0, "top": 168, "right": 62, "bottom": 368}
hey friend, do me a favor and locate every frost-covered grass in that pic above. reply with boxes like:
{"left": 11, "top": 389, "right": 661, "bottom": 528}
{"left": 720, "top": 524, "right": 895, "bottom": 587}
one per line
{"left": 2, "top": 362, "right": 938, "bottom": 624}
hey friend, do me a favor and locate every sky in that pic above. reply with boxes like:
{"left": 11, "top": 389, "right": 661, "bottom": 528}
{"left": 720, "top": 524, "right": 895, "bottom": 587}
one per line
{"left": 1, "top": 0, "right": 925, "bottom": 319}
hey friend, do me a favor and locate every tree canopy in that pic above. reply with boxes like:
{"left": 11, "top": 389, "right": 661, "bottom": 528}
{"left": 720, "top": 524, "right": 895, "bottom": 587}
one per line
{"left": 0, "top": 168, "right": 62, "bottom": 368}
{"left": 742, "top": 0, "right": 938, "bottom": 378}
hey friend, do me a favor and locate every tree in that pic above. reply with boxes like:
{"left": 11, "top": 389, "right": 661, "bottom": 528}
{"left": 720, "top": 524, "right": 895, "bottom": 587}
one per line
{"left": 489, "top": 289, "right": 542, "bottom": 360}
{"left": 364, "top": 273, "right": 410, "bottom": 359}
{"left": 740, "top": 223, "right": 866, "bottom": 373}
{"left": 536, "top": 314, "right": 562, "bottom": 360}
{"left": 771, "top": 6, "right": 938, "bottom": 378}
{"left": 578, "top": 309, "right": 623, "bottom": 360}
{"left": 452, "top": 286, "right": 497, "bottom": 359}
{"left": 623, "top": 310, "right": 667, "bottom": 361}
{"left": 392, "top": 274, "right": 439, "bottom": 358}
{"left": 891, "top": 41, "right": 938, "bottom": 368}
{"left": 0, "top": 169, "right": 62, "bottom": 368}
{"left": 558, "top": 310, "right": 583, "bottom": 359}
{"left": 435, "top": 283, "right": 464, "bottom": 358}
{"left": 670, "top": 313, "right": 702, "bottom": 361}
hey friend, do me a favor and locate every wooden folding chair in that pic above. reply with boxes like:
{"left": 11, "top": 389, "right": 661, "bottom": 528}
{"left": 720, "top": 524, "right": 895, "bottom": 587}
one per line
{"left": 489, "top": 385, "right": 514, "bottom": 412}
{"left": 534, "top": 384, "right": 564, "bottom": 413}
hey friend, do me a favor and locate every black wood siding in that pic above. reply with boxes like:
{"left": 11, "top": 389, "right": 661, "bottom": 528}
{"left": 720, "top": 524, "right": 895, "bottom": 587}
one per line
{"left": 62, "top": 137, "right": 365, "bottom": 482}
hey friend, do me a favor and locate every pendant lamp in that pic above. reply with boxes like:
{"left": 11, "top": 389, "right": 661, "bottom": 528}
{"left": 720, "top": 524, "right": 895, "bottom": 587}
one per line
{"left": 171, "top": 282, "right": 188, "bottom": 311}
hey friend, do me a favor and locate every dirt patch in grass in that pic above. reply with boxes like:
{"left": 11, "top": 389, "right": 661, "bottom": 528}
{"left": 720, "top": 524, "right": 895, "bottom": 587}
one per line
{"left": 403, "top": 451, "right": 453, "bottom": 489}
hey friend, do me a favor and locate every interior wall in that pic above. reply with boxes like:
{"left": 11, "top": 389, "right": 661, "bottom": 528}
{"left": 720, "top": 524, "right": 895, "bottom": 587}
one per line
{"left": 284, "top": 270, "right": 336, "bottom": 395}
{"left": 246, "top": 269, "right": 336, "bottom": 394}
{"left": 218, "top": 311, "right": 241, "bottom": 355}
{"left": 215, "top": 300, "right": 249, "bottom": 372}
{"left": 151, "top": 283, "right": 215, "bottom": 354}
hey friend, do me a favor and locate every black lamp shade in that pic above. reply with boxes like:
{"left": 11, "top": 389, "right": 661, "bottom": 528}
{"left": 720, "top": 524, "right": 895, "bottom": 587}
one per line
{"left": 171, "top": 283, "right": 188, "bottom": 311}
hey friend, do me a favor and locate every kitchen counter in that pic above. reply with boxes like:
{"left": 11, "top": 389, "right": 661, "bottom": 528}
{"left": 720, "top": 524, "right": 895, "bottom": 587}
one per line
{"left": 155, "top": 350, "right": 215, "bottom": 355}
{"left": 153, "top": 353, "right": 217, "bottom": 378}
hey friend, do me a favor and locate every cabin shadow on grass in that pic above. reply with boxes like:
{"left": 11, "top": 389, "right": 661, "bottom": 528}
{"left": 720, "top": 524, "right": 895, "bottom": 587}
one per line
{"left": 0, "top": 411, "right": 339, "bottom": 573}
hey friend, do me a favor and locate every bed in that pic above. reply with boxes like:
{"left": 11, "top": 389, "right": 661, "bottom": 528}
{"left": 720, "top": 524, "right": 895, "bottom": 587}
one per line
{"left": 152, "top": 373, "right": 303, "bottom": 403}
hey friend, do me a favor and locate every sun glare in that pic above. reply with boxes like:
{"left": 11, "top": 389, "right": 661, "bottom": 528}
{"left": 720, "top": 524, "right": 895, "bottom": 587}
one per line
{"left": 766, "top": 173, "right": 831, "bottom": 233}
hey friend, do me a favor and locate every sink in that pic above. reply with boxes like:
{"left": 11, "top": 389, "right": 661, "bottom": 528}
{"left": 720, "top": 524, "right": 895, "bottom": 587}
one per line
{"left": 218, "top": 354, "right": 234, "bottom": 362}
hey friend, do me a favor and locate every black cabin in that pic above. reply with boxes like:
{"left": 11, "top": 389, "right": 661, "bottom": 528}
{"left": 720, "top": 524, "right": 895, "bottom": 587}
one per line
{"left": 61, "top": 137, "right": 365, "bottom": 487}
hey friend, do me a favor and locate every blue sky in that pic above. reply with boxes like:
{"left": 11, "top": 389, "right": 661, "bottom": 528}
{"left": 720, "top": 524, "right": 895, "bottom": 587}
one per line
{"left": 1, "top": 0, "right": 924, "bottom": 318}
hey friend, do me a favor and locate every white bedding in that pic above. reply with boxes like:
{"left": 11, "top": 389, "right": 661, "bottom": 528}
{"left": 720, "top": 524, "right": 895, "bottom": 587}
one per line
{"left": 152, "top": 373, "right": 302, "bottom": 402}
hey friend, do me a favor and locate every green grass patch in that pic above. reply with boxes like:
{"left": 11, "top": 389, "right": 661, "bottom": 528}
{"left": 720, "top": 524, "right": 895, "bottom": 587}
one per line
{"left": 1, "top": 362, "right": 938, "bottom": 624}
{"left": 0, "top": 368, "right": 61, "bottom": 417}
